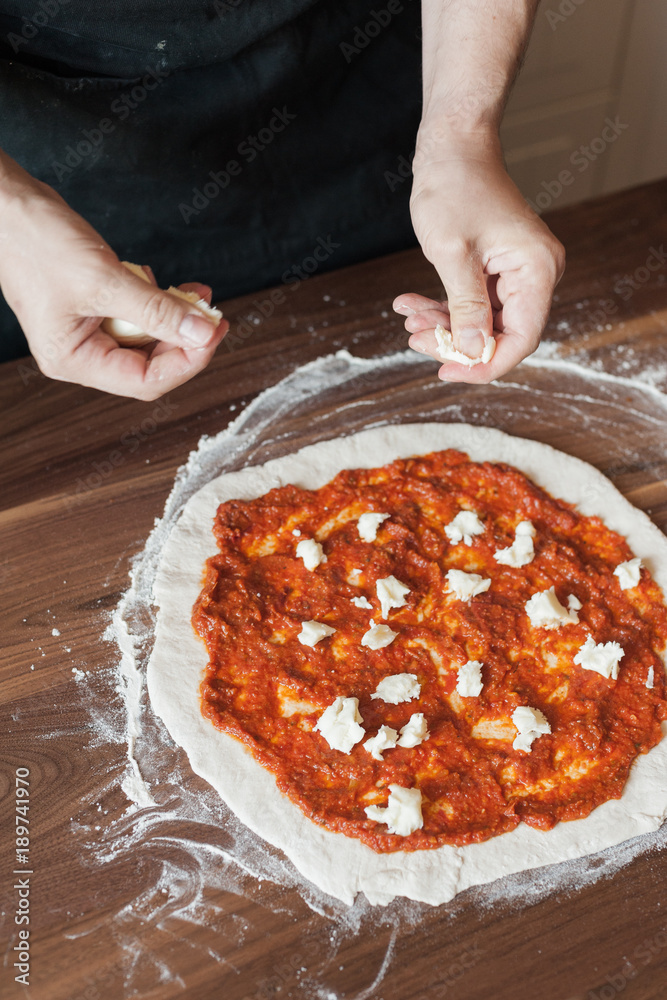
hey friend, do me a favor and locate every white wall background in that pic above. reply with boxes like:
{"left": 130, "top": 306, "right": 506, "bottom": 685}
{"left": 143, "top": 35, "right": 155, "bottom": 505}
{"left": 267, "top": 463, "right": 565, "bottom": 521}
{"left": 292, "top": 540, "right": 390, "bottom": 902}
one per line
{"left": 500, "top": 0, "right": 667, "bottom": 212}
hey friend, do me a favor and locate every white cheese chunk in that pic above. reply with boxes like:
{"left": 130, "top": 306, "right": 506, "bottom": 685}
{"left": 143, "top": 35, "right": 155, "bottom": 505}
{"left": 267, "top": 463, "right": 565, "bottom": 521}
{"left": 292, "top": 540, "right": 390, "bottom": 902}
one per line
{"left": 456, "top": 660, "right": 484, "bottom": 697}
{"left": 494, "top": 520, "right": 536, "bottom": 568}
{"left": 525, "top": 587, "right": 579, "bottom": 629}
{"left": 357, "top": 512, "right": 390, "bottom": 542}
{"left": 512, "top": 705, "right": 551, "bottom": 753}
{"left": 573, "top": 635, "right": 624, "bottom": 680}
{"left": 364, "top": 725, "right": 399, "bottom": 760}
{"left": 614, "top": 557, "right": 642, "bottom": 590}
{"left": 351, "top": 595, "right": 373, "bottom": 609}
{"left": 434, "top": 324, "right": 496, "bottom": 368}
{"left": 364, "top": 784, "right": 423, "bottom": 836}
{"left": 371, "top": 672, "right": 420, "bottom": 704}
{"left": 445, "top": 510, "right": 485, "bottom": 546}
{"left": 568, "top": 593, "right": 582, "bottom": 611}
{"left": 376, "top": 575, "right": 410, "bottom": 618}
{"left": 647, "top": 665, "right": 654, "bottom": 689}
{"left": 315, "top": 696, "right": 364, "bottom": 753}
{"left": 298, "top": 620, "right": 336, "bottom": 647}
{"left": 292, "top": 528, "right": 301, "bottom": 536}
{"left": 296, "top": 538, "right": 326, "bottom": 571}
{"left": 361, "top": 622, "right": 398, "bottom": 649}
{"left": 397, "top": 713, "right": 430, "bottom": 747}
{"left": 446, "top": 569, "right": 491, "bottom": 602}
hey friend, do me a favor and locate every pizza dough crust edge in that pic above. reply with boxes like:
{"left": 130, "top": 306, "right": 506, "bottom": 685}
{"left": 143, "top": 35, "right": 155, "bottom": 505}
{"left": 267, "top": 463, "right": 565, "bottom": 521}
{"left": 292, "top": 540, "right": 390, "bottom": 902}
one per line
{"left": 147, "top": 422, "right": 667, "bottom": 906}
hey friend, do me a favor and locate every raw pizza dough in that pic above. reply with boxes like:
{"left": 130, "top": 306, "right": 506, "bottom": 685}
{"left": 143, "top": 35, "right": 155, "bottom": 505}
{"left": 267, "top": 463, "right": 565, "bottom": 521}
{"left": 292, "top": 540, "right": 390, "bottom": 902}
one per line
{"left": 147, "top": 423, "right": 667, "bottom": 906}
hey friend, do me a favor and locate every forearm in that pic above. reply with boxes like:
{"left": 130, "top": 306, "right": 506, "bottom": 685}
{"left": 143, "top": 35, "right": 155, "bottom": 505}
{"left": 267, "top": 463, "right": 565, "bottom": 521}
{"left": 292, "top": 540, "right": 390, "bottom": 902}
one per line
{"left": 399, "top": 0, "right": 564, "bottom": 382}
{"left": 419, "top": 0, "right": 538, "bottom": 143}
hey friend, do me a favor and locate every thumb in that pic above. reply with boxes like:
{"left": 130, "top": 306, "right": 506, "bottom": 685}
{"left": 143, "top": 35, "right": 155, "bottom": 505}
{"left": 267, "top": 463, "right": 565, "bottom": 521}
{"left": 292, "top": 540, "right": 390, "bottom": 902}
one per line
{"left": 100, "top": 264, "right": 220, "bottom": 348}
{"left": 440, "top": 251, "right": 493, "bottom": 361}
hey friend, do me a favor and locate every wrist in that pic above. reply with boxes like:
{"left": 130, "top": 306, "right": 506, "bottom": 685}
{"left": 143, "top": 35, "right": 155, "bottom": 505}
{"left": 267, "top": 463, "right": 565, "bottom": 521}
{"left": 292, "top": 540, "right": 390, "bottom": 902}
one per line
{"left": 413, "top": 118, "right": 502, "bottom": 169}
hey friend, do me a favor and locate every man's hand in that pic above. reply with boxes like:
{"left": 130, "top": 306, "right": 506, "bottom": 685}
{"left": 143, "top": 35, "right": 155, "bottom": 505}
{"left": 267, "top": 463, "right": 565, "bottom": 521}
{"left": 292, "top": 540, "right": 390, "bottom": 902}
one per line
{"left": 395, "top": 0, "right": 565, "bottom": 383}
{"left": 395, "top": 129, "right": 565, "bottom": 383}
{"left": 0, "top": 156, "right": 227, "bottom": 399}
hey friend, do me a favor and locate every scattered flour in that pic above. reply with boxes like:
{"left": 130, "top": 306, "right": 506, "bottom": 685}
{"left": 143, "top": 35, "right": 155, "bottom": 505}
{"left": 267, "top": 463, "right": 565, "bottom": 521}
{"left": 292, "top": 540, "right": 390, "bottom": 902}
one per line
{"left": 89, "top": 339, "right": 667, "bottom": 996}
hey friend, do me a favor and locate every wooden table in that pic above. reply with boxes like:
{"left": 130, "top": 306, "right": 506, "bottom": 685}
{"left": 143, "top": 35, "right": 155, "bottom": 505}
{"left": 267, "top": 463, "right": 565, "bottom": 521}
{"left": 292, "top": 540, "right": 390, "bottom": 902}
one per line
{"left": 2, "top": 179, "right": 667, "bottom": 1000}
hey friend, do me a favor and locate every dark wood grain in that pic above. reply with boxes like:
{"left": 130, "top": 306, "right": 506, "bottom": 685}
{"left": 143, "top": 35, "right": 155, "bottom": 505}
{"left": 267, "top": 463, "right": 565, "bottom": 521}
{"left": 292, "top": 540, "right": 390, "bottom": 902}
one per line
{"left": 2, "top": 179, "right": 667, "bottom": 1000}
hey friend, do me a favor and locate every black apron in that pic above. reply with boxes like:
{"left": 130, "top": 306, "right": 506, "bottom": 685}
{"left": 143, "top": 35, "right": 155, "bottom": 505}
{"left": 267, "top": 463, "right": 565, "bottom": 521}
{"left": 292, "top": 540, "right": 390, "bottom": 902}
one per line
{"left": 0, "top": 1, "right": 422, "bottom": 361}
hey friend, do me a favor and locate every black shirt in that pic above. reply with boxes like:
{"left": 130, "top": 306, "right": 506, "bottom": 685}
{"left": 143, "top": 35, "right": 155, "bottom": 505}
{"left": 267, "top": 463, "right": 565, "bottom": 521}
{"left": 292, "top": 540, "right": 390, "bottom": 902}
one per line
{"left": 0, "top": 1, "right": 422, "bottom": 361}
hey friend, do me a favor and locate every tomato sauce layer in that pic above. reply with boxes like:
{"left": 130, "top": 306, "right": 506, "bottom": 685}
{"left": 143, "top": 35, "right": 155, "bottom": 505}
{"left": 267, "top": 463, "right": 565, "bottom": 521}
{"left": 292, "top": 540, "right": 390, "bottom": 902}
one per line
{"left": 192, "top": 449, "right": 667, "bottom": 852}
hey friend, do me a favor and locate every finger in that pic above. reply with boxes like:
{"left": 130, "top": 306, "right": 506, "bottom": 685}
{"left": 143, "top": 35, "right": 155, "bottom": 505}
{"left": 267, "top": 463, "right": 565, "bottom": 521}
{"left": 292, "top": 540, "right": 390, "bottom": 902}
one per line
{"left": 408, "top": 317, "right": 535, "bottom": 384}
{"left": 58, "top": 323, "right": 228, "bottom": 399}
{"left": 89, "top": 267, "right": 221, "bottom": 350}
{"left": 486, "top": 235, "right": 566, "bottom": 285}
{"left": 404, "top": 298, "right": 502, "bottom": 337}
{"left": 177, "top": 282, "right": 213, "bottom": 304}
{"left": 436, "top": 248, "right": 493, "bottom": 361}
{"left": 407, "top": 253, "right": 557, "bottom": 383}
{"left": 438, "top": 325, "right": 534, "bottom": 383}
{"left": 393, "top": 293, "right": 447, "bottom": 316}
{"left": 149, "top": 306, "right": 228, "bottom": 359}
{"left": 396, "top": 275, "right": 501, "bottom": 325}
{"left": 495, "top": 264, "right": 557, "bottom": 344}
{"left": 141, "top": 265, "right": 158, "bottom": 285}
{"left": 404, "top": 308, "right": 452, "bottom": 334}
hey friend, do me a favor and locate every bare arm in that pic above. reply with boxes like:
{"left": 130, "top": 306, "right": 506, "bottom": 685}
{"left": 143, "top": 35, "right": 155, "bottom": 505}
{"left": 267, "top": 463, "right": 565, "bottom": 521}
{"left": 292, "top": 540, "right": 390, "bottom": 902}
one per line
{"left": 394, "top": 0, "right": 565, "bottom": 382}
{"left": 421, "top": 0, "right": 536, "bottom": 131}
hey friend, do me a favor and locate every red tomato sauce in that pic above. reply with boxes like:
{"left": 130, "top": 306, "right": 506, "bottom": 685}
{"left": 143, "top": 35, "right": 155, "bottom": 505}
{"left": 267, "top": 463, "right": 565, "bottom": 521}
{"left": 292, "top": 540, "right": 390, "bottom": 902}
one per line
{"left": 192, "top": 449, "right": 667, "bottom": 852}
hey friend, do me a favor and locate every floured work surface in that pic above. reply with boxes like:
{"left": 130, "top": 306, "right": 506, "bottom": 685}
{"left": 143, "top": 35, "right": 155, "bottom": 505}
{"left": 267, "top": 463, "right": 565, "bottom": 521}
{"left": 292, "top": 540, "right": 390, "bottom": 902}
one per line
{"left": 7, "top": 180, "right": 667, "bottom": 1000}
{"left": 102, "top": 343, "right": 667, "bottom": 910}
{"left": 59, "top": 339, "right": 667, "bottom": 999}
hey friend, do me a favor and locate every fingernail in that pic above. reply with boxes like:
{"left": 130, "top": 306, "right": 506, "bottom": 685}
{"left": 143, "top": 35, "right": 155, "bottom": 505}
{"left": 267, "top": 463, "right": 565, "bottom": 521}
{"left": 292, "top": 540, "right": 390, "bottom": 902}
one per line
{"left": 393, "top": 302, "right": 415, "bottom": 316}
{"left": 456, "top": 328, "right": 485, "bottom": 360}
{"left": 180, "top": 313, "right": 214, "bottom": 346}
